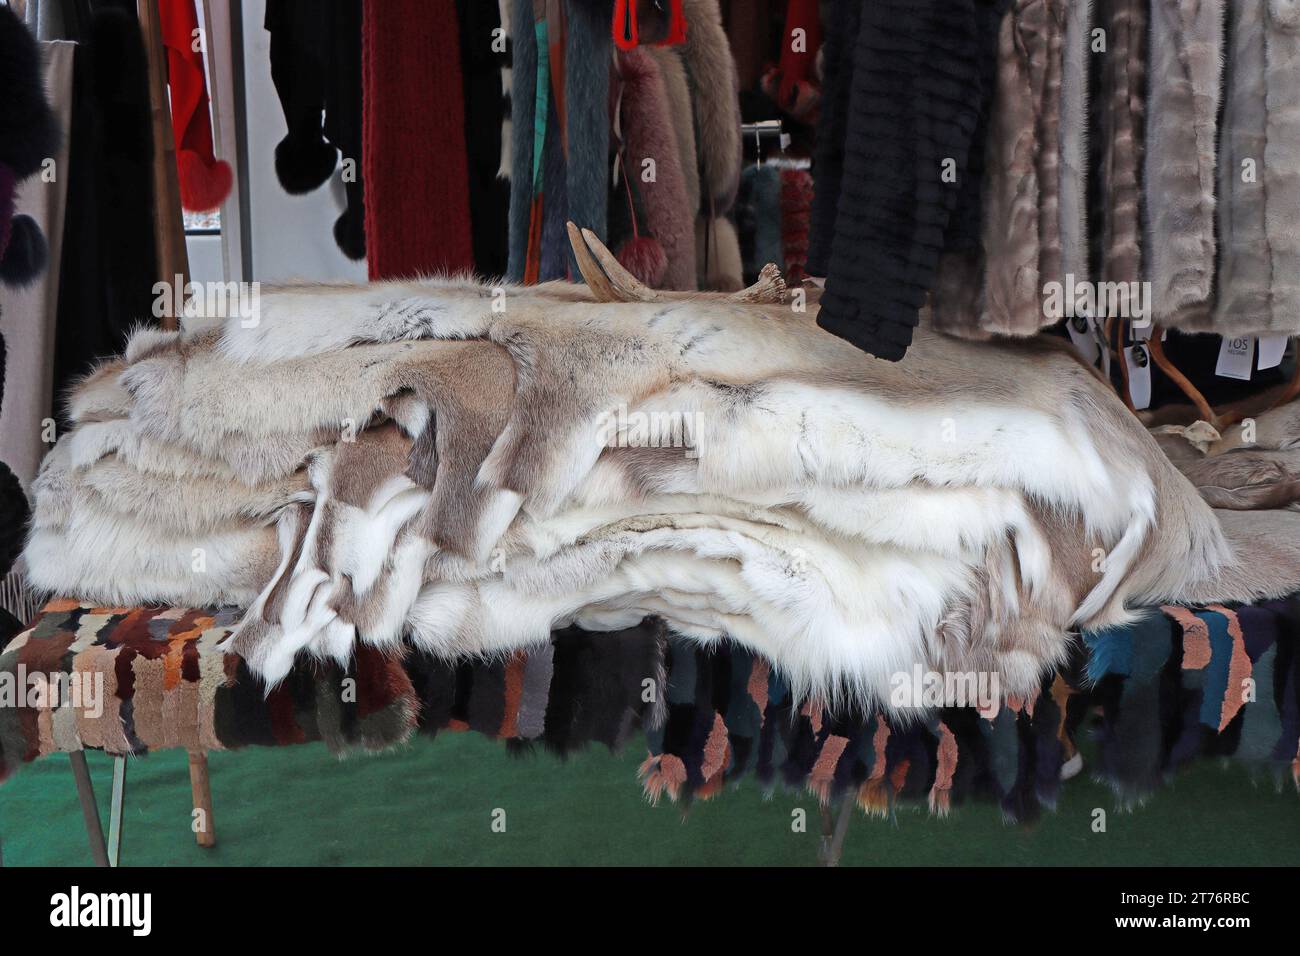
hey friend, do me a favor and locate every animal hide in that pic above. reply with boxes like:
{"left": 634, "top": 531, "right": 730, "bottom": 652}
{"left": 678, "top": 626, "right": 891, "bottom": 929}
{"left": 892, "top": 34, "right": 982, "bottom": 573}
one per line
{"left": 675, "top": 0, "right": 741, "bottom": 292}
{"left": 677, "top": 0, "right": 741, "bottom": 215}
{"left": 648, "top": 47, "right": 700, "bottom": 231}
{"left": 617, "top": 49, "right": 696, "bottom": 291}
{"left": 27, "top": 278, "right": 1300, "bottom": 712}
{"left": 1058, "top": 0, "right": 1091, "bottom": 287}
{"left": 816, "top": 0, "right": 1002, "bottom": 359}
{"left": 1201, "top": 0, "right": 1270, "bottom": 332}
{"left": 1262, "top": 1, "right": 1300, "bottom": 332}
{"left": 1145, "top": 0, "right": 1224, "bottom": 324}
{"left": 980, "top": 0, "right": 1065, "bottom": 336}
{"left": 695, "top": 214, "right": 743, "bottom": 292}
{"left": 1179, "top": 0, "right": 1300, "bottom": 335}
{"left": 1098, "top": 0, "right": 1146, "bottom": 290}
{"left": 1154, "top": 400, "right": 1300, "bottom": 511}
{"left": 927, "top": 0, "right": 1069, "bottom": 340}
{"left": 562, "top": 0, "right": 612, "bottom": 278}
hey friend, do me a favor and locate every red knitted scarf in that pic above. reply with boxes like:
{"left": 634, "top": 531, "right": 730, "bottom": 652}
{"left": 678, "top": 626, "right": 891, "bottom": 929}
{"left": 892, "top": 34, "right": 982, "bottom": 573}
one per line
{"left": 362, "top": 0, "right": 474, "bottom": 279}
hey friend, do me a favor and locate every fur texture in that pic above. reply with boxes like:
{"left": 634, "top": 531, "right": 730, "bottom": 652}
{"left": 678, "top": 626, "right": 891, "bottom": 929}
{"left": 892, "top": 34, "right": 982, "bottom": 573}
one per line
{"left": 981, "top": 0, "right": 1063, "bottom": 336}
{"left": 1058, "top": 0, "right": 1091, "bottom": 286}
{"left": 927, "top": 0, "right": 1067, "bottom": 339}
{"left": 1100, "top": 0, "right": 1147, "bottom": 290}
{"left": 1145, "top": 0, "right": 1224, "bottom": 322}
{"left": 1263, "top": 1, "right": 1300, "bottom": 330}
{"left": 1203, "top": 0, "right": 1271, "bottom": 332}
{"left": 617, "top": 49, "right": 696, "bottom": 291}
{"left": 677, "top": 0, "right": 741, "bottom": 215}
{"left": 0, "top": 4, "right": 62, "bottom": 179}
{"left": 27, "top": 278, "right": 1299, "bottom": 712}
{"left": 563, "top": 0, "right": 612, "bottom": 277}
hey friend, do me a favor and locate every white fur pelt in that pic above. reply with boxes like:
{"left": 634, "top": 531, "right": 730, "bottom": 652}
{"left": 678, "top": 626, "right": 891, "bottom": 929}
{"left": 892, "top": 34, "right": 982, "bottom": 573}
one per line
{"left": 25, "top": 277, "right": 1295, "bottom": 711}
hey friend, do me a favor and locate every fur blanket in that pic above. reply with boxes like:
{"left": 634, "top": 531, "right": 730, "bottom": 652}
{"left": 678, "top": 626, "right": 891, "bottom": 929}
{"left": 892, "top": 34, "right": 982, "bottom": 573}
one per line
{"left": 25, "top": 279, "right": 1300, "bottom": 711}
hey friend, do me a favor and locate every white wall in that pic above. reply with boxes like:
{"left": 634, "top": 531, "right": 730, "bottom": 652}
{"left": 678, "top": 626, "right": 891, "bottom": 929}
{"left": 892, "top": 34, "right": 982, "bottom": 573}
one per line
{"left": 238, "top": 0, "right": 367, "bottom": 283}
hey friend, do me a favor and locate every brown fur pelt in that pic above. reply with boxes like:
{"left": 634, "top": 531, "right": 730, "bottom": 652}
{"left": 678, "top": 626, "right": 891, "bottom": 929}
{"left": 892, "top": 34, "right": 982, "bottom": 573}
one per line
{"left": 927, "top": 0, "right": 1071, "bottom": 339}
{"left": 678, "top": 0, "right": 741, "bottom": 215}
{"left": 26, "top": 278, "right": 1300, "bottom": 711}
{"left": 1099, "top": 0, "right": 1147, "bottom": 290}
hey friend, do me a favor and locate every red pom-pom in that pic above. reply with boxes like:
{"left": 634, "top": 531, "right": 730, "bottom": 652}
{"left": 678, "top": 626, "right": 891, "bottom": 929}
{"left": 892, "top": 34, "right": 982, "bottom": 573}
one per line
{"left": 615, "top": 235, "right": 667, "bottom": 287}
{"left": 176, "top": 150, "right": 233, "bottom": 213}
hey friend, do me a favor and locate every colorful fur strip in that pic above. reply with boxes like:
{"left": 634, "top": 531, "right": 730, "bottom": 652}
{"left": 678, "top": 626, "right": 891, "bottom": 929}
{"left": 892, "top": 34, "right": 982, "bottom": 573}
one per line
{"left": 3, "top": 600, "right": 1299, "bottom": 821}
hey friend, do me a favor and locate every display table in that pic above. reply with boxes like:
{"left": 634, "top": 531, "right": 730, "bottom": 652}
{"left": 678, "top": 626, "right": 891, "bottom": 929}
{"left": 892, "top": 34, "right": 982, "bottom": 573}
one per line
{"left": 2, "top": 599, "right": 1297, "bottom": 865}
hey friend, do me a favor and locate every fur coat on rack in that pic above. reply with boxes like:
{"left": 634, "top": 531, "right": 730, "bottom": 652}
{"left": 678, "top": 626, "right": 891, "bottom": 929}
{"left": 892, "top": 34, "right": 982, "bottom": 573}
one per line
{"left": 1190, "top": 0, "right": 1300, "bottom": 335}
{"left": 26, "top": 275, "right": 1300, "bottom": 713}
{"left": 927, "top": 0, "right": 1075, "bottom": 341}
{"left": 1144, "top": 0, "right": 1223, "bottom": 326}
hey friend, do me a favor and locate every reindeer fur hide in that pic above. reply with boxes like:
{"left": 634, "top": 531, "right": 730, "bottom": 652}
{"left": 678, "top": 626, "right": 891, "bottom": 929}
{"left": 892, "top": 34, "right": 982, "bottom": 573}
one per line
{"left": 26, "top": 279, "right": 1300, "bottom": 711}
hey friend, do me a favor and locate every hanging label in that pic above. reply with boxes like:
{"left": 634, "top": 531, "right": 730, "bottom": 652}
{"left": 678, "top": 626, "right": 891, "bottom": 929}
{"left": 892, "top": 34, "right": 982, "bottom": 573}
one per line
{"left": 1124, "top": 344, "right": 1153, "bottom": 410}
{"left": 1257, "top": 334, "right": 1288, "bottom": 371}
{"left": 1215, "top": 335, "right": 1255, "bottom": 381}
{"left": 1066, "top": 314, "right": 1100, "bottom": 365}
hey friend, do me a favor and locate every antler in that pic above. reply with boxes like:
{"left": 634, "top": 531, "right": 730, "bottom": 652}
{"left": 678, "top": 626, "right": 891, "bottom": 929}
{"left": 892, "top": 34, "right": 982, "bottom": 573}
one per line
{"left": 566, "top": 221, "right": 787, "bottom": 305}
{"left": 567, "top": 222, "right": 661, "bottom": 302}
{"left": 732, "top": 263, "right": 788, "bottom": 303}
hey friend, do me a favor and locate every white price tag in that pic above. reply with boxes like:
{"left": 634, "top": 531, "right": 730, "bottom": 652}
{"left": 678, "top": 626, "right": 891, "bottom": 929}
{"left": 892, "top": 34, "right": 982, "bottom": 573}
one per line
{"left": 1215, "top": 335, "right": 1255, "bottom": 381}
{"left": 1124, "top": 344, "right": 1152, "bottom": 409}
{"left": 1066, "top": 315, "right": 1100, "bottom": 365}
{"left": 1257, "top": 334, "right": 1288, "bottom": 371}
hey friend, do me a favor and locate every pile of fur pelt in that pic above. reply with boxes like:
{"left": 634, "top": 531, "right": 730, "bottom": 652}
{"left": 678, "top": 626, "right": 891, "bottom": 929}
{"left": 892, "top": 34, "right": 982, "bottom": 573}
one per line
{"left": 24, "top": 271, "right": 1300, "bottom": 710}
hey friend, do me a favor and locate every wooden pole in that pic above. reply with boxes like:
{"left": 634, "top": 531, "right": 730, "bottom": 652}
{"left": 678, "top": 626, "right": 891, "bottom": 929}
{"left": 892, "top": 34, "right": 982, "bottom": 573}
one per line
{"left": 138, "top": 0, "right": 191, "bottom": 331}
{"left": 68, "top": 751, "right": 111, "bottom": 867}
{"left": 188, "top": 751, "right": 216, "bottom": 848}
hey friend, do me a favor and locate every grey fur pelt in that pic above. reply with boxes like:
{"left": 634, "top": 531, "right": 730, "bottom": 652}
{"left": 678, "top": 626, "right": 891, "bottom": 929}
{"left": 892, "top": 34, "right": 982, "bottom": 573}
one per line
{"left": 1058, "top": 0, "right": 1092, "bottom": 287}
{"left": 1159, "top": 0, "right": 1300, "bottom": 335}
{"left": 563, "top": 0, "right": 611, "bottom": 277}
{"left": 1145, "top": 0, "right": 1224, "bottom": 324}
{"left": 1260, "top": 1, "right": 1300, "bottom": 331}
{"left": 26, "top": 279, "right": 1300, "bottom": 711}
